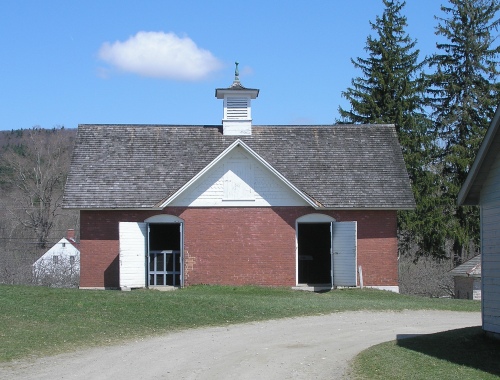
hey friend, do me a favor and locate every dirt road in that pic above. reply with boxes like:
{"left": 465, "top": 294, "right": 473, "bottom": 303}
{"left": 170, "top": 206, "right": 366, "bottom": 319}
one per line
{"left": 0, "top": 310, "right": 480, "bottom": 380}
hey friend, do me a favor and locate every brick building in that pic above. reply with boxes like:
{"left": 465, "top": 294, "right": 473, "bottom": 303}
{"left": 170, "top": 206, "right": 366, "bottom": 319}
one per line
{"left": 63, "top": 72, "right": 414, "bottom": 291}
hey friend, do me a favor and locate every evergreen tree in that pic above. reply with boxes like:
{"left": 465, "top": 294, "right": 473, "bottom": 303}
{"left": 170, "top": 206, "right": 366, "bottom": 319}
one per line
{"left": 338, "top": 0, "right": 426, "bottom": 148}
{"left": 338, "top": 0, "right": 441, "bottom": 259}
{"left": 428, "top": 0, "right": 500, "bottom": 263}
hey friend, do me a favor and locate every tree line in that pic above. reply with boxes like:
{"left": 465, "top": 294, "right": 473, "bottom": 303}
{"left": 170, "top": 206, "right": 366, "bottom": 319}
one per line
{"left": 339, "top": 0, "right": 500, "bottom": 266}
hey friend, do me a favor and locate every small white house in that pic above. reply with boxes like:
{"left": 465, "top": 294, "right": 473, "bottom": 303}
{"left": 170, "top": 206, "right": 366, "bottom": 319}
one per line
{"left": 450, "top": 254, "right": 481, "bottom": 300}
{"left": 458, "top": 105, "right": 500, "bottom": 339}
{"left": 33, "top": 229, "right": 80, "bottom": 287}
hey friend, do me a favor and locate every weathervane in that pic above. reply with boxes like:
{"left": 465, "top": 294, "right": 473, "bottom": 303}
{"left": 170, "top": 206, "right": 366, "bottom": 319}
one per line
{"left": 234, "top": 61, "right": 240, "bottom": 82}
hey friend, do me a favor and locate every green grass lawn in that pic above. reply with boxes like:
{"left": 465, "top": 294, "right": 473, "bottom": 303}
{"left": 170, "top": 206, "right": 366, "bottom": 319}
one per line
{"left": 0, "top": 285, "right": 481, "bottom": 367}
{"left": 348, "top": 326, "right": 500, "bottom": 379}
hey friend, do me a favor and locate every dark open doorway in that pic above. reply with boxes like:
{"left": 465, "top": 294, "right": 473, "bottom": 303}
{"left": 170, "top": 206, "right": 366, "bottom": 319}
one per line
{"left": 148, "top": 223, "right": 181, "bottom": 286}
{"left": 297, "top": 223, "right": 331, "bottom": 284}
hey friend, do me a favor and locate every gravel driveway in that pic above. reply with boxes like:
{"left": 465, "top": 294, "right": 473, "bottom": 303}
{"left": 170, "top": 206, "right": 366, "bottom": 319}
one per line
{"left": 0, "top": 310, "right": 480, "bottom": 380}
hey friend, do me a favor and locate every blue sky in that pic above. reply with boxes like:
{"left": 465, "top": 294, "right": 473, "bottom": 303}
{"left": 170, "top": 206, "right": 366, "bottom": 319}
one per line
{"left": 0, "top": 1, "right": 445, "bottom": 131}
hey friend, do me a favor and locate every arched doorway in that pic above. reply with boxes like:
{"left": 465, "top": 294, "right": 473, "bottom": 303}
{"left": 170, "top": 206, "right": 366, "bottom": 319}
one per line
{"left": 296, "top": 214, "right": 335, "bottom": 285}
{"left": 145, "top": 215, "right": 184, "bottom": 287}
{"left": 296, "top": 214, "right": 357, "bottom": 287}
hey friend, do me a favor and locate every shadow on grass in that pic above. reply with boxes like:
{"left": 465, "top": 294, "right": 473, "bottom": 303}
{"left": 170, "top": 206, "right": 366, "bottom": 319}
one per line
{"left": 397, "top": 326, "right": 500, "bottom": 376}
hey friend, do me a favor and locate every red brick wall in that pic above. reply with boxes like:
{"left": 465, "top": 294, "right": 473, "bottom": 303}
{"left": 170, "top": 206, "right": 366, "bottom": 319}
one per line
{"left": 353, "top": 210, "right": 398, "bottom": 286}
{"left": 79, "top": 208, "right": 398, "bottom": 288}
{"left": 182, "top": 208, "right": 296, "bottom": 286}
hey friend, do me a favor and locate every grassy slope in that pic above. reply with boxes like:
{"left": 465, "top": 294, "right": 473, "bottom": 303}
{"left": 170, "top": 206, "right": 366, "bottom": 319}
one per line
{"left": 348, "top": 327, "right": 500, "bottom": 379}
{"left": 0, "top": 285, "right": 479, "bottom": 362}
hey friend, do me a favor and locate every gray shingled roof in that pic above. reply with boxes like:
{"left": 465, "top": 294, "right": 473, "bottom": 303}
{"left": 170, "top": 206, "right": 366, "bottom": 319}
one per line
{"left": 62, "top": 124, "right": 415, "bottom": 209}
{"left": 450, "top": 254, "right": 481, "bottom": 277}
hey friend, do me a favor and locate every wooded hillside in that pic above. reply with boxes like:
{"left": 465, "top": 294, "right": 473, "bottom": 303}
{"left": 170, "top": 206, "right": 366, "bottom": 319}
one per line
{"left": 0, "top": 128, "right": 78, "bottom": 284}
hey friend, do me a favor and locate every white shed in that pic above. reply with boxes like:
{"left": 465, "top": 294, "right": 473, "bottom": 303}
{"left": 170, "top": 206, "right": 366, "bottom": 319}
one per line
{"left": 450, "top": 254, "right": 481, "bottom": 300}
{"left": 33, "top": 230, "right": 80, "bottom": 287}
{"left": 458, "top": 105, "right": 500, "bottom": 339}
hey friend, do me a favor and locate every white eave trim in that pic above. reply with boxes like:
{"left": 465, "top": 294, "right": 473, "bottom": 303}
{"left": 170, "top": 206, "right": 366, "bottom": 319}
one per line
{"left": 65, "top": 206, "right": 409, "bottom": 211}
{"left": 319, "top": 206, "right": 414, "bottom": 211}
{"left": 158, "top": 139, "right": 318, "bottom": 209}
{"left": 458, "top": 105, "right": 500, "bottom": 206}
{"left": 63, "top": 207, "right": 164, "bottom": 211}
{"left": 215, "top": 88, "right": 259, "bottom": 99}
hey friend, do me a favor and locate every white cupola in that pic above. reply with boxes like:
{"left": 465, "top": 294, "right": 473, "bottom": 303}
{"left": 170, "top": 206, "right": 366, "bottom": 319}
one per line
{"left": 215, "top": 62, "right": 259, "bottom": 135}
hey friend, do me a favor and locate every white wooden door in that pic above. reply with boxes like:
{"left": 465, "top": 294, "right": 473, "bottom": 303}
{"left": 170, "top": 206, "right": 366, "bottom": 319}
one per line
{"left": 332, "top": 221, "right": 357, "bottom": 287}
{"left": 119, "top": 222, "right": 147, "bottom": 289}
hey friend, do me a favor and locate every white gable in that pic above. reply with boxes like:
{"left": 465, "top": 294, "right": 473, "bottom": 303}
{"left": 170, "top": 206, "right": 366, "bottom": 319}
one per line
{"left": 34, "top": 238, "right": 80, "bottom": 265}
{"left": 168, "top": 145, "right": 309, "bottom": 207}
{"left": 32, "top": 237, "right": 80, "bottom": 287}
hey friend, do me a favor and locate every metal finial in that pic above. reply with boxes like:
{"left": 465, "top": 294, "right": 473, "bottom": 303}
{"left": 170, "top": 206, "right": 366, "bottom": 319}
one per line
{"left": 234, "top": 61, "right": 240, "bottom": 81}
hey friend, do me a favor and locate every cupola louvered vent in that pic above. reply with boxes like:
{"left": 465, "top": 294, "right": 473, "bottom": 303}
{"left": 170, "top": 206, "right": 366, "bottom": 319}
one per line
{"left": 225, "top": 97, "right": 250, "bottom": 120}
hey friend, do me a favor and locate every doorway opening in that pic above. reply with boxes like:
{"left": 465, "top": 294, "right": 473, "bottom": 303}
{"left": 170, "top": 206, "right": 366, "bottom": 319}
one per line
{"left": 148, "top": 223, "right": 181, "bottom": 287}
{"left": 297, "top": 223, "right": 331, "bottom": 284}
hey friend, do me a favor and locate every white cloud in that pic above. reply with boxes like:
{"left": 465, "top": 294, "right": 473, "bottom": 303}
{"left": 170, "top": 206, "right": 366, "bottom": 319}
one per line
{"left": 98, "top": 31, "right": 222, "bottom": 81}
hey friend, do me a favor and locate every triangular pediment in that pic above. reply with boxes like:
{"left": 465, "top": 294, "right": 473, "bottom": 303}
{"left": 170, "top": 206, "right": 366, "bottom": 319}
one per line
{"left": 161, "top": 140, "right": 313, "bottom": 208}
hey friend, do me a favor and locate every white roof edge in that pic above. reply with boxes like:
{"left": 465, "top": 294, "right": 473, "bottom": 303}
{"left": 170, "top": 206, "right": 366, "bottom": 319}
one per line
{"left": 71, "top": 206, "right": 410, "bottom": 211}
{"left": 159, "top": 139, "right": 317, "bottom": 208}
{"left": 215, "top": 88, "right": 259, "bottom": 99}
{"left": 63, "top": 207, "right": 164, "bottom": 211}
{"left": 458, "top": 105, "right": 500, "bottom": 205}
{"left": 235, "top": 140, "right": 319, "bottom": 208}
{"left": 159, "top": 140, "right": 241, "bottom": 207}
{"left": 317, "top": 207, "right": 413, "bottom": 211}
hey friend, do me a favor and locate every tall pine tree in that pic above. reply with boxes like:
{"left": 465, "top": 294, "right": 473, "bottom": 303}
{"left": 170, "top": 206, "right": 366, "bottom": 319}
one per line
{"left": 338, "top": 0, "right": 427, "bottom": 150}
{"left": 338, "top": 0, "right": 441, "bottom": 259}
{"left": 428, "top": 0, "right": 500, "bottom": 263}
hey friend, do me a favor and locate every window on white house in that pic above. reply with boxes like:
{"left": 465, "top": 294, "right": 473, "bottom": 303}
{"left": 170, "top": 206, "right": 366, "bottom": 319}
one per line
{"left": 70, "top": 256, "right": 75, "bottom": 265}
{"left": 62, "top": 242, "right": 66, "bottom": 248}
{"left": 53, "top": 256, "right": 59, "bottom": 265}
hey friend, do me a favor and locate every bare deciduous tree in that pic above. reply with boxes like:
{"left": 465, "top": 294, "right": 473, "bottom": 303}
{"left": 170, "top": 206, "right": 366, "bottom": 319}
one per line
{"left": 3, "top": 128, "right": 72, "bottom": 249}
{"left": 0, "top": 128, "right": 79, "bottom": 285}
{"left": 33, "top": 255, "right": 80, "bottom": 288}
{"left": 399, "top": 253, "right": 454, "bottom": 297}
